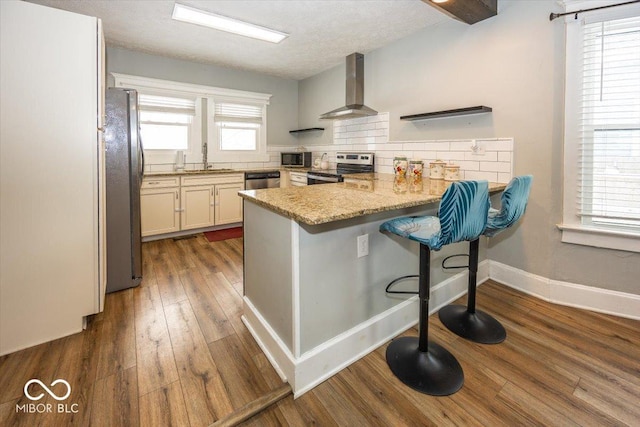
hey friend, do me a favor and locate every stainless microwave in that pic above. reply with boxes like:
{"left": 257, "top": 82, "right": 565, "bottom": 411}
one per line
{"left": 281, "top": 151, "right": 312, "bottom": 168}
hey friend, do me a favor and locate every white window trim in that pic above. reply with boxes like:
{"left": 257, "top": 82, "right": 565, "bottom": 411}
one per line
{"left": 112, "top": 73, "right": 272, "bottom": 164}
{"left": 559, "top": 0, "right": 640, "bottom": 253}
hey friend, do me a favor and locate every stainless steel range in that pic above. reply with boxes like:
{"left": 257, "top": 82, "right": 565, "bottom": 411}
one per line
{"left": 307, "top": 152, "right": 375, "bottom": 185}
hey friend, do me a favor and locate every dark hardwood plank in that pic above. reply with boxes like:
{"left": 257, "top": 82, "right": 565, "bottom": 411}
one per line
{"left": 164, "top": 299, "right": 233, "bottom": 426}
{"left": 96, "top": 288, "right": 136, "bottom": 379}
{"left": 211, "top": 384, "right": 291, "bottom": 427}
{"left": 138, "top": 380, "right": 190, "bottom": 427}
{"left": 91, "top": 366, "right": 139, "bottom": 427}
{"left": 573, "top": 376, "right": 640, "bottom": 426}
{"left": 179, "top": 268, "right": 234, "bottom": 344}
{"left": 205, "top": 272, "right": 261, "bottom": 357}
{"left": 177, "top": 237, "right": 221, "bottom": 276}
{"left": 152, "top": 248, "right": 188, "bottom": 307}
{"left": 133, "top": 285, "right": 179, "bottom": 396}
{"left": 161, "top": 238, "right": 195, "bottom": 271}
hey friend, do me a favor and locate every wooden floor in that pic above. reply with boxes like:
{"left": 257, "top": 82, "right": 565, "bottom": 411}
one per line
{"left": 1, "top": 235, "right": 639, "bottom": 427}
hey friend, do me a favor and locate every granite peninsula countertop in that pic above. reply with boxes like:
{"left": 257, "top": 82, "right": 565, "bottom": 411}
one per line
{"left": 239, "top": 173, "right": 506, "bottom": 225}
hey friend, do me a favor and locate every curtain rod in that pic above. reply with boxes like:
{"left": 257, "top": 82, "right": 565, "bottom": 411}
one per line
{"left": 550, "top": 0, "right": 640, "bottom": 21}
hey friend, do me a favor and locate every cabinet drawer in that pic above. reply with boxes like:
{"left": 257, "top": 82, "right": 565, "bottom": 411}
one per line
{"left": 181, "top": 173, "right": 244, "bottom": 187}
{"left": 289, "top": 172, "right": 308, "bottom": 185}
{"left": 142, "top": 176, "right": 180, "bottom": 189}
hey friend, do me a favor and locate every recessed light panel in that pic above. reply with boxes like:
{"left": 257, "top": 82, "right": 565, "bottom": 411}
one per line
{"left": 172, "top": 3, "right": 288, "bottom": 44}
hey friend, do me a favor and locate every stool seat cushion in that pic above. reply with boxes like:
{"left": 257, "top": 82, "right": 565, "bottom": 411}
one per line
{"left": 484, "top": 175, "right": 532, "bottom": 237}
{"left": 380, "top": 216, "right": 442, "bottom": 247}
{"left": 380, "top": 180, "right": 489, "bottom": 250}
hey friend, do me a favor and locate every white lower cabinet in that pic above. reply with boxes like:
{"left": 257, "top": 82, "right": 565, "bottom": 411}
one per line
{"left": 215, "top": 183, "right": 244, "bottom": 224}
{"left": 141, "top": 173, "right": 244, "bottom": 237}
{"left": 181, "top": 185, "right": 215, "bottom": 230}
{"left": 141, "top": 187, "right": 181, "bottom": 236}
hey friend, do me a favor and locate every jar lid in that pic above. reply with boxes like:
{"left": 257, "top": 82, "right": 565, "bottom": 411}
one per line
{"left": 430, "top": 160, "right": 447, "bottom": 165}
{"left": 409, "top": 160, "right": 423, "bottom": 164}
{"left": 445, "top": 165, "right": 460, "bottom": 169}
{"left": 394, "top": 156, "right": 407, "bottom": 159}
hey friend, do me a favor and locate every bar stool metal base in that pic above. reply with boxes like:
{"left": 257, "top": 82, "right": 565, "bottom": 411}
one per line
{"left": 386, "top": 336, "right": 464, "bottom": 396}
{"left": 438, "top": 305, "right": 506, "bottom": 344}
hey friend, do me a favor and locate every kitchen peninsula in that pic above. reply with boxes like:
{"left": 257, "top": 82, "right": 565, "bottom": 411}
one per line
{"left": 239, "top": 174, "right": 506, "bottom": 397}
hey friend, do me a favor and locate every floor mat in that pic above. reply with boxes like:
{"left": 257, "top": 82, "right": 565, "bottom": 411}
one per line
{"left": 204, "top": 227, "right": 243, "bottom": 242}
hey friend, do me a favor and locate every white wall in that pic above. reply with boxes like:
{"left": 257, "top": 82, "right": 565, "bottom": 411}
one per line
{"left": 298, "top": 0, "right": 640, "bottom": 295}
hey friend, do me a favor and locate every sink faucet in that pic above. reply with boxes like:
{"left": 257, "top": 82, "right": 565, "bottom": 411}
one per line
{"left": 202, "top": 141, "right": 209, "bottom": 170}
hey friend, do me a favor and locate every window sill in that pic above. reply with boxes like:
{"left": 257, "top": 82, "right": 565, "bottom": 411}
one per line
{"left": 557, "top": 223, "right": 640, "bottom": 253}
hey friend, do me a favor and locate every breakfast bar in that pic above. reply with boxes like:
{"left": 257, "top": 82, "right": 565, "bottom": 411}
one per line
{"left": 239, "top": 174, "right": 506, "bottom": 397}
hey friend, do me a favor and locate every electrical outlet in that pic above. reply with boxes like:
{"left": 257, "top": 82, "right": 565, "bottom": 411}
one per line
{"left": 357, "top": 234, "right": 369, "bottom": 258}
{"left": 470, "top": 139, "right": 485, "bottom": 155}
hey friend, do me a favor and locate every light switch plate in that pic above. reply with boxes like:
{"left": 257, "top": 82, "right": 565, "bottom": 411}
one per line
{"left": 357, "top": 234, "right": 369, "bottom": 258}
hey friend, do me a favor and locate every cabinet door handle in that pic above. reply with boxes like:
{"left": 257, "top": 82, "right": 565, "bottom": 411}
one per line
{"left": 175, "top": 208, "right": 184, "bottom": 212}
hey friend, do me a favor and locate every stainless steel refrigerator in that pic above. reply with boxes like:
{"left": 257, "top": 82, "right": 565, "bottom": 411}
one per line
{"left": 105, "top": 88, "right": 143, "bottom": 293}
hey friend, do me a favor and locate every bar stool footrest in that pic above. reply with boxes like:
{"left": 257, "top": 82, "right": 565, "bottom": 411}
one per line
{"left": 438, "top": 305, "right": 506, "bottom": 344}
{"left": 386, "top": 336, "right": 464, "bottom": 396}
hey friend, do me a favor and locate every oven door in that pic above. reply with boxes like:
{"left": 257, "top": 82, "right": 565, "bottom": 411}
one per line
{"left": 307, "top": 173, "right": 343, "bottom": 185}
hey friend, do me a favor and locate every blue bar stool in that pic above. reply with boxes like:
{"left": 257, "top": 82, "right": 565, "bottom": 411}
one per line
{"left": 380, "top": 180, "right": 489, "bottom": 396}
{"left": 438, "top": 175, "right": 533, "bottom": 344}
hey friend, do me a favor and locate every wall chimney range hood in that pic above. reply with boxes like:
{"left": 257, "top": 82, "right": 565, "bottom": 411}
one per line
{"left": 319, "top": 53, "right": 378, "bottom": 120}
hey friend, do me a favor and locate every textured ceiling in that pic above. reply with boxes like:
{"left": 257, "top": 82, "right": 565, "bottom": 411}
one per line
{"left": 26, "top": 0, "right": 448, "bottom": 80}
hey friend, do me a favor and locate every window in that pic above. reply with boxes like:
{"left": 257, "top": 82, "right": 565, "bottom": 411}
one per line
{"left": 138, "top": 94, "right": 196, "bottom": 150}
{"left": 208, "top": 98, "right": 269, "bottom": 162}
{"left": 112, "top": 73, "right": 271, "bottom": 165}
{"left": 561, "top": 2, "right": 640, "bottom": 252}
{"left": 214, "top": 102, "right": 263, "bottom": 151}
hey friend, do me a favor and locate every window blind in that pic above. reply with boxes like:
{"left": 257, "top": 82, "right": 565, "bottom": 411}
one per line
{"left": 578, "top": 15, "right": 640, "bottom": 228}
{"left": 214, "top": 102, "right": 263, "bottom": 124}
{"left": 138, "top": 94, "right": 196, "bottom": 115}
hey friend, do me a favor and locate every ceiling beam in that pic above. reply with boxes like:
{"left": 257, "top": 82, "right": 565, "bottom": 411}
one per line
{"left": 422, "top": 0, "right": 497, "bottom": 25}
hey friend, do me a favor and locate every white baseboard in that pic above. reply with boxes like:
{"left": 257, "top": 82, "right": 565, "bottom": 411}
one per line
{"left": 242, "top": 261, "right": 488, "bottom": 398}
{"left": 489, "top": 260, "right": 640, "bottom": 320}
{"left": 241, "top": 298, "right": 295, "bottom": 387}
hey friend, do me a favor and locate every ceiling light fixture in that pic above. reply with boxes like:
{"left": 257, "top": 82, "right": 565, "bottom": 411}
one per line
{"left": 431, "top": 0, "right": 449, "bottom": 3}
{"left": 172, "top": 3, "right": 288, "bottom": 43}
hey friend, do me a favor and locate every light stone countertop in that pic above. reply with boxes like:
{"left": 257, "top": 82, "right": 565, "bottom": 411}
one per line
{"left": 239, "top": 173, "right": 506, "bottom": 225}
{"left": 144, "top": 166, "right": 311, "bottom": 177}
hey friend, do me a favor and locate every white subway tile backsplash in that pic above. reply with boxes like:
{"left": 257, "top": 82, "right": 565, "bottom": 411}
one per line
{"left": 497, "top": 173, "right": 512, "bottom": 183}
{"left": 498, "top": 151, "right": 512, "bottom": 162}
{"left": 436, "top": 151, "right": 466, "bottom": 161}
{"left": 480, "top": 161, "right": 511, "bottom": 173}
{"left": 482, "top": 139, "right": 513, "bottom": 151}
{"left": 424, "top": 141, "right": 452, "bottom": 151}
{"left": 459, "top": 161, "right": 480, "bottom": 171}
{"left": 464, "top": 170, "right": 498, "bottom": 182}
{"left": 465, "top": 151, "right": 498, "bottom": 162}
{"left": 449, "top": 140, "right": 473, "bottom": 151}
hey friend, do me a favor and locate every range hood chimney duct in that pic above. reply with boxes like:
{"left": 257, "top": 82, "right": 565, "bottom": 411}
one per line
{"left": 319, "top": 53, "right": 378, "bottom": 120}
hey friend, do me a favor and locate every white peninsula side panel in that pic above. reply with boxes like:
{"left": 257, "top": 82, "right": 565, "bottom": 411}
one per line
{"left": 0, "top": 1, "right": 104, "bottom": 355}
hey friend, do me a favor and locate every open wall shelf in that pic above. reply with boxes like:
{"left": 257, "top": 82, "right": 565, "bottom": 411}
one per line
{"left": 289, "top": 127, "right": 325, "bottom": 134}
{"left": 400, "top": 106, "right": 492, "bottom": 121}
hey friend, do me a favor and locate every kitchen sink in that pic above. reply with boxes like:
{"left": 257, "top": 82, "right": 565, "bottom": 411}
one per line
{"left": 181, "top": 168, "right": 234, "bottom": 173}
